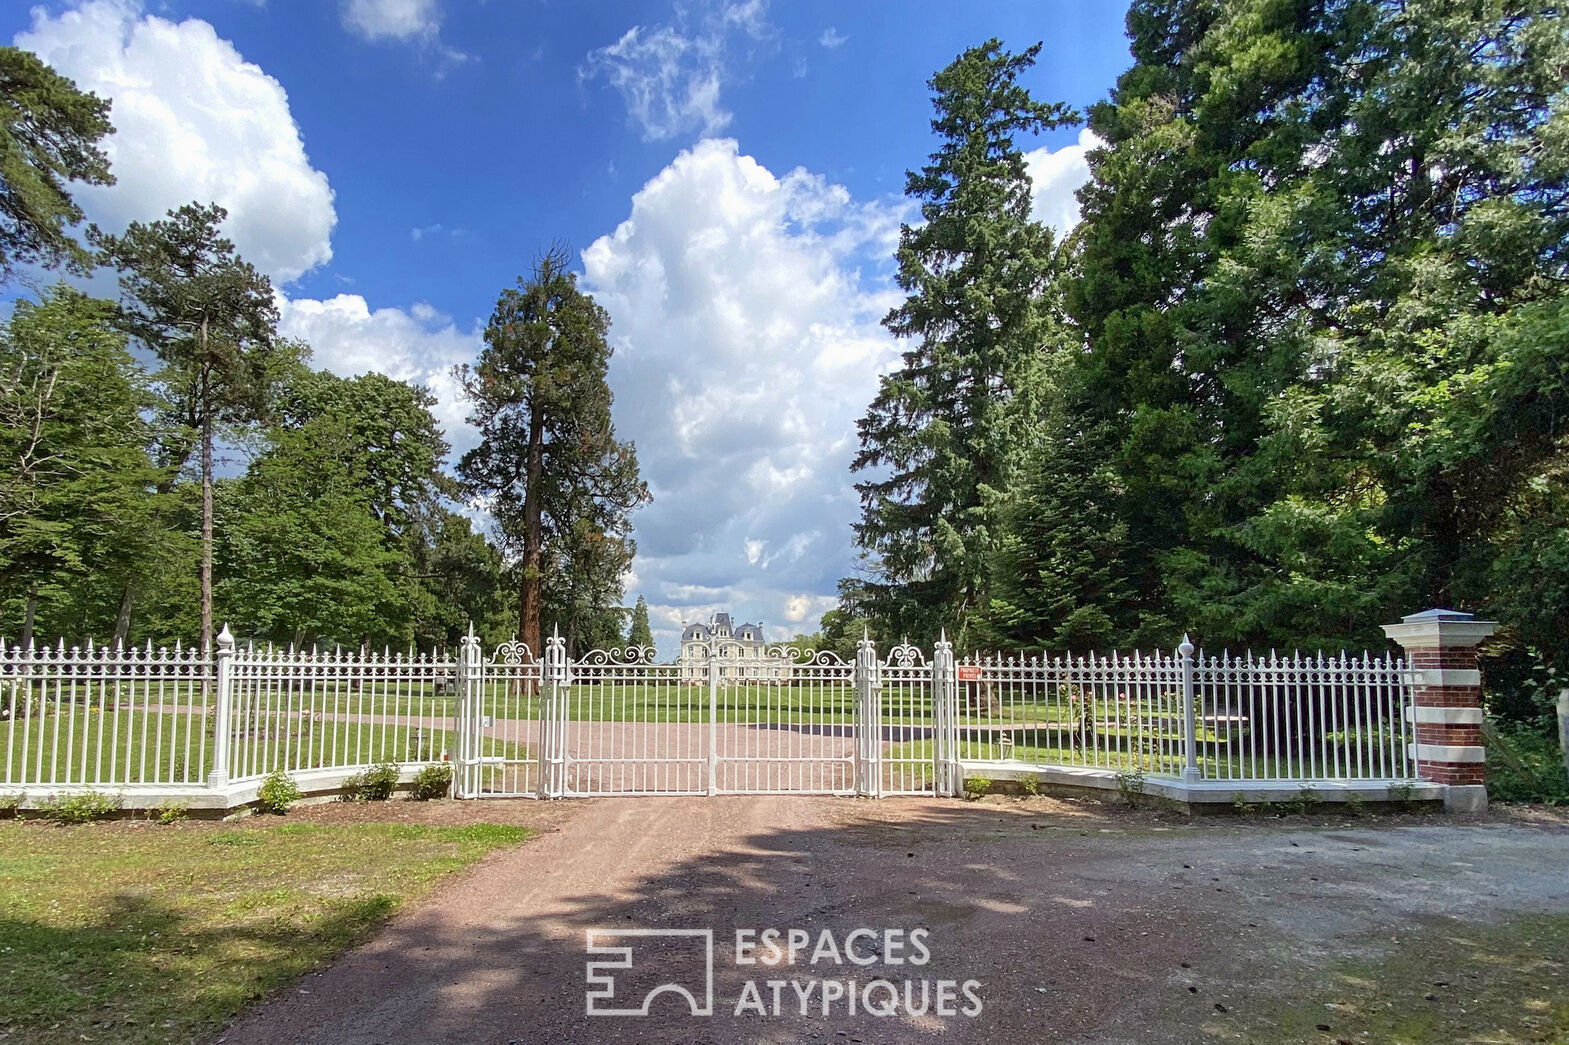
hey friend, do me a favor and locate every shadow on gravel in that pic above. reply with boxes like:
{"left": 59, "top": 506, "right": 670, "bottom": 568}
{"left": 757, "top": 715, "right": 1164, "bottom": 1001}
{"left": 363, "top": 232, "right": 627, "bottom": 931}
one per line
{"left": 217, "top": 799, "right": 1569, "bottom": 1045}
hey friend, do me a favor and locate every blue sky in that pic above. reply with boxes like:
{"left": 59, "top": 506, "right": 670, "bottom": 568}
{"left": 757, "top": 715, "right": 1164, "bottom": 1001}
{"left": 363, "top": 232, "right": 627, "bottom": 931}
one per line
{"left": 8, "top": 0, "right": 1134, "bottom": 654}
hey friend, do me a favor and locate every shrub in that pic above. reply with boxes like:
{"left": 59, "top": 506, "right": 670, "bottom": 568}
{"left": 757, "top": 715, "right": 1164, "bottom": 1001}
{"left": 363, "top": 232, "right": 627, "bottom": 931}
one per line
{"left": 1288, "top": 786, "right": 1322, "bottom": 815}
{"left": 1485, "top": 723, "right": 1569, "bottom": 805}
{"left": 37, "top": 791, "right": 121, "bottom": 824}
{"left": 0, "top": 792, "right": 21, "bottom": 816}
{"left": 1019, "top": 774, "right": 1040, "bottom": 797}
{"left": 411, "top": 763, "right": 453, "bottom": 800}
{"left": 1115, "top": 768, "right": 1146, "bottom": 802}
{"left": 342, "top": 762, "right": 400, "bottom": 802}
{"left": 256, "top": 770, "right": 302, "bottom": 814}
{"left": 963, "top": 777, "right": 991, "bottom": 800}
{"left": 154, "top": 800, "right": 189, "bottom": 825}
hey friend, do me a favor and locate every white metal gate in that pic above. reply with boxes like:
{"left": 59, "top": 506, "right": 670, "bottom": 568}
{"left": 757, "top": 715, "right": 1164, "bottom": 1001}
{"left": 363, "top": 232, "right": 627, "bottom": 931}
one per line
{"left": 453, "top": 632, "right": 960, "bottom": 799}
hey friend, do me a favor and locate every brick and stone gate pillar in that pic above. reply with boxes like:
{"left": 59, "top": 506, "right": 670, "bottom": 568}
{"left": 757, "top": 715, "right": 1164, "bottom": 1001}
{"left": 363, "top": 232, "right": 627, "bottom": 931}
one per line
{"left": 1381, "top": 609, "right": 1497, "bottom": 813}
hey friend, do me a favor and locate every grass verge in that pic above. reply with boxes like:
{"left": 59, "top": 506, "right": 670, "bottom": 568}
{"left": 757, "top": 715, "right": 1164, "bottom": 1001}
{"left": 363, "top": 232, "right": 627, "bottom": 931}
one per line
{"left": 0, "top": 818, "right": 530, "bottom": 1045}
{"left": 1240, "top": 913, "right": 1569, "bottom": 1044}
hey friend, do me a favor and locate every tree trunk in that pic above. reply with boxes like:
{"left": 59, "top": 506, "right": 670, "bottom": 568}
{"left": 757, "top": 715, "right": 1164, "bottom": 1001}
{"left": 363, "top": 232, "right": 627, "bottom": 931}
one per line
{"left": 20, "top": 583, "right": 38, "bottom": 650}
{"left": 199, "top": 320, "right": 214, "bottom": 655}
{"left": 113, "top": 471, "right": 179, "bottom": 650}
{"left": 519, "top": 405, "right": 545, "bottom": 656}
{"left": 111, "top": 579, "right": 135, "bottom": 649}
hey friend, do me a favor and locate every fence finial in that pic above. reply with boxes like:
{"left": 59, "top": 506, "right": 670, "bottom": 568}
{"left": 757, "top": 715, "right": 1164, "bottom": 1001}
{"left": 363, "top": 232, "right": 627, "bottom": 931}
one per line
{"left": 1178, "top": 633, "right": 1195, "bottom": 658}
{"left": 217, "top": 623, "right": 234, "bottom": 649}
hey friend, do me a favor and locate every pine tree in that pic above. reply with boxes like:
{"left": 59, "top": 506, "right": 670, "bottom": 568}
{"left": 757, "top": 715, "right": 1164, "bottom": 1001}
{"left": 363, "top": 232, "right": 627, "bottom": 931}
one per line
{"left": 93, "top": 202, "right": 293, "bottom": 652}
{"left": 0, "top": 47, "right": 114, "bottom": 283}
{"left": 844, "top": 40, "right": 1072, "bottom": 645}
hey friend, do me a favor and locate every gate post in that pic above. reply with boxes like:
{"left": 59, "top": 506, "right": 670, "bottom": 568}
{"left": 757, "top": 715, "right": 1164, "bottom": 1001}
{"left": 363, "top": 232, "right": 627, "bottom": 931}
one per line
{"left": 1558, "top": 689, "right": 1569, "bottom": 787}
{"left": 855, "top": 630, "right": 881, "bottom": 797}
{"left": 540, "top": 627, "right": 568, "bottom": 798}
{"left": 1179, "top": 634, "right": 1200, "bottom": 784}
{"left": 707, "top": 640, "right": 720, "bottom": 795}
{"left": 207, "top": 624, "right": 235, "bottom": 792}
{"left": 932, "top": 632, "right": 961, "bottom": 797}
{"left": 1382, "top": 609, "right": 1497, "bottom": 813}
{"left": 454, "top": 624, "right": 482, "bottom": 798}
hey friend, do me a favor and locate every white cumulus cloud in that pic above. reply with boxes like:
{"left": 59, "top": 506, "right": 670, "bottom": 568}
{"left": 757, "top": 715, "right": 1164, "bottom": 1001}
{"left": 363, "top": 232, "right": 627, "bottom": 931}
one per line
{"left": 582, "top": 138, "right": 906, "bottom": 652}
{"left": 15, "top": 3, "right": 477, "bottom": 459}
{"left": 276, "top": 293, "right": 483, "bottom": 459}
{"left": 15, "top": 0, "right": 336, "bottom": 285}
{"left": 1024, "top": 128, "right": 1104, "bottom": 239}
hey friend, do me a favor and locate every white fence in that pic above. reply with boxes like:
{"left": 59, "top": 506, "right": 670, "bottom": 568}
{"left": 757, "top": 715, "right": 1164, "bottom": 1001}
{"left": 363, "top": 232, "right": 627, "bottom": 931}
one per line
{"left": 954, "top": 642, "right": 1414, "bottom": 784}
{"left": 0, "top": 628, "right": 1418, "bottom": 806}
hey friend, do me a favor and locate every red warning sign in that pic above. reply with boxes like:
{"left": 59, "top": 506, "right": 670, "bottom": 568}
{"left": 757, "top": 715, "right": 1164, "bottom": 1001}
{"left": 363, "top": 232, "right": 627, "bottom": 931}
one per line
{"left": 956, "top": 665, "right": 982, "bottom": 681}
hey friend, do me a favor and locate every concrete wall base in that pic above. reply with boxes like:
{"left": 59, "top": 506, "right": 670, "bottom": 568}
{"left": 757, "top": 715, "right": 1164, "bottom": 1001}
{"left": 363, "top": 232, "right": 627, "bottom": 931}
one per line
{"left": 1441, "top": 783, "right": 1488, "bottom": 814}
{"left": 5, "top": 763, "right": 454, "bottom": 818}
{"left": 963, "top": 761, "right": 1451, "bottom": 812}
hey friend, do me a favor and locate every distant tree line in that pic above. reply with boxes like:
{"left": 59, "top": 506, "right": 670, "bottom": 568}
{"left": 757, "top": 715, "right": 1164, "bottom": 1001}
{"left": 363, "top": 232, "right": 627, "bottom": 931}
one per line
{"left": 0, "top": 45, "right": 647, "bottom": 656}
{"left": 842, "top": 1, "right": 1568, "bottom": 733}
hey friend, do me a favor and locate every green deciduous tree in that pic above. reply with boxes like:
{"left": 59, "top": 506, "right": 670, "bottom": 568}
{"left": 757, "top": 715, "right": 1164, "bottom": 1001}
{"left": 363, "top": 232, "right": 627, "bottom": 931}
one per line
{"left": 844, "top": 40, "right": 1073, "bottom": 647}
{"left": 0, "top": 47, "right": 114, "bottom": 283}
{"left": 0, "top": 287, "right": 154, "bottom": 644}
{"left": 406, "top": 506, "right": 511, "bottom": 649}
{"left": 457, "top": 246, "right": 648, "bottom": 655}
{"left": 93, "top": 202, "right": 293, "bottom": 651}
{"left": 219, "top": 414, "right": 410, "bottom": 647}
{"left": 274, "top": 368, "right": 449, "bottom": 538}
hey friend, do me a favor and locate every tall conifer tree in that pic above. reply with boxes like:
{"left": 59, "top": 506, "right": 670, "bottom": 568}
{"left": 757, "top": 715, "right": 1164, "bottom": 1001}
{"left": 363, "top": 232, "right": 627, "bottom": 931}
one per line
{"left": 844, "top": 40, "right": 1072, "bottom": 645}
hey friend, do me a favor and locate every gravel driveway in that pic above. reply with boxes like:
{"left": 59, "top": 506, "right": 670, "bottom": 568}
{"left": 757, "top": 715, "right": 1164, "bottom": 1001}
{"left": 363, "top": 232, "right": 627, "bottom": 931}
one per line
{"left": 217, "top": 797, "right": 1569, "bottom": 1044}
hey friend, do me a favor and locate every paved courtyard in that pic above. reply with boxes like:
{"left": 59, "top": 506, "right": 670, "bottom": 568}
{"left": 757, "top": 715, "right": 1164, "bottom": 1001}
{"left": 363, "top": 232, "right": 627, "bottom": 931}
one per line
{"left": 218, "top": 796, "right": 1569, "bottom": 1044}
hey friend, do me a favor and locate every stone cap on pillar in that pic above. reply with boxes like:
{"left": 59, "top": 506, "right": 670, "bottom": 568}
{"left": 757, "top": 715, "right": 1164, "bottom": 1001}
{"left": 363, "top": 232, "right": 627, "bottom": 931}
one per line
{"left": 1382, "top": 608, "right": 1498, "bottom": 649}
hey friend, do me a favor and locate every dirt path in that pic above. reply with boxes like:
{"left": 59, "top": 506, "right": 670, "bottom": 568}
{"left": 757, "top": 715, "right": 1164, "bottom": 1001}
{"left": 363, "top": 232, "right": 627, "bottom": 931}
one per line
{"left": 218, "top": 797, "right": 1569, "bottom": 1044}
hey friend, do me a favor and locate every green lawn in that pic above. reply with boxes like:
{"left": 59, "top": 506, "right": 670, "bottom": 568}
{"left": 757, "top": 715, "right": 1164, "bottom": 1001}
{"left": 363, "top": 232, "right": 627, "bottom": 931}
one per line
{"left": 0, "top": 818, "right": 531, "bottom": 1045}
{"left": 3, "top": 709, "right": 526, "bottom": 788}
{"left": 891, "top": 722, "right": 1411, "bottom": 781}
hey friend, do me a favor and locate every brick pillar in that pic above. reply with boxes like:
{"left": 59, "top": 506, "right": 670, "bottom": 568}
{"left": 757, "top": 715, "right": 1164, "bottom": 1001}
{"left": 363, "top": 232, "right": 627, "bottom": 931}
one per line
{"left": 1381, "top": 609, "right": 1497, "bottom": 813}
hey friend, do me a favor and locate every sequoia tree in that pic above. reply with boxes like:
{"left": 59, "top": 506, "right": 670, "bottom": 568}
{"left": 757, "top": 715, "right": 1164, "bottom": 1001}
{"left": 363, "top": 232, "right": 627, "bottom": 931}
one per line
{"left": 844, "top": 40, "right": 1073, "bottom": 645}
{"left": 457, "top": 246, "right": 648, "bottom": 656}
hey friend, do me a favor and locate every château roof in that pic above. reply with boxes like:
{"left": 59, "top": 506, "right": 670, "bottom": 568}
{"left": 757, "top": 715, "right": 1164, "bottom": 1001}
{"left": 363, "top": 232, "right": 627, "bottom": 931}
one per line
{"left": 681, "top": 612, "right": 765, "bottom": 643}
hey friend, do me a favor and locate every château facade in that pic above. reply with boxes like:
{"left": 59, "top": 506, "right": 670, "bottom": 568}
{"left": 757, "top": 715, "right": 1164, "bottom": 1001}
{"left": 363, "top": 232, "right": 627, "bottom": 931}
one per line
{"left": 679, "top": 612, "right": 789, "bottom": 681}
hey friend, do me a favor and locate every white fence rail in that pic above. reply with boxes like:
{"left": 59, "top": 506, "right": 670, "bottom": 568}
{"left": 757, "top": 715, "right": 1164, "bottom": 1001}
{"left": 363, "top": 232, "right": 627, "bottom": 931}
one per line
{"left": 225, "top": 644, "right": 459, "bottom": 785}
{"left": 2, "top": 641, "right": 213, "bottom": 789}
{"left": 0, "top": 628, "right": 1418, "bottom": 804}
{"left": 954, "top": 643, "right": 1414, "bottom": 783}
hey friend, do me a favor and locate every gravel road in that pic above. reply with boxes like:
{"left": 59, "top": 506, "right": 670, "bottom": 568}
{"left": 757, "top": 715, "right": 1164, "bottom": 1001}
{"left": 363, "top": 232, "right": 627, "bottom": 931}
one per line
{"left": 217, "top": 796, "right": 1569, "bottom": 1045}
